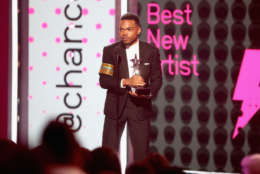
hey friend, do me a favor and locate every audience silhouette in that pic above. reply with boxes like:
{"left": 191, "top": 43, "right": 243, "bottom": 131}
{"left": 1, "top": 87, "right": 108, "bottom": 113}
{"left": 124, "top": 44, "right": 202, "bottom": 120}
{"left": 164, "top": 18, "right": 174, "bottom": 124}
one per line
{"left": 90, "top": 147, "right": 121, "bottom": 174}
{"left": 0, "top": 120, "right": 188, "bottom": 174}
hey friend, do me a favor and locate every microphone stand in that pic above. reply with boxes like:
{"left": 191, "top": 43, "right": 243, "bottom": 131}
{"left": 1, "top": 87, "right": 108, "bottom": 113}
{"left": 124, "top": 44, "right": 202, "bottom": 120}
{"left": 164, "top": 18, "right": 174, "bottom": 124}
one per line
{"left": 115, "top": 46, "right": 121, "bottom": 155}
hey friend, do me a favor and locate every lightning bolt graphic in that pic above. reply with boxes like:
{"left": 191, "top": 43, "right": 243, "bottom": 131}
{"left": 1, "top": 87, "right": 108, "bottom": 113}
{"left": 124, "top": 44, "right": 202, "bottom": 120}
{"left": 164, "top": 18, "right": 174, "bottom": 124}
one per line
{"left": 232, "top": 49, "right": 260, "bottom": 139}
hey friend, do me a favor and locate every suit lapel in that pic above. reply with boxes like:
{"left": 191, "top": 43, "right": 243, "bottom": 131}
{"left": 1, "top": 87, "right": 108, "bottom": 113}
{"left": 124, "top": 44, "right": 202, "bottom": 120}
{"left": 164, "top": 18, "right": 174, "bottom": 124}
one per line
{"left": 139, "top": 41, "right": 147, "bottom": 64}
{"left": 118, "top": 42, "right": 129, "bottom": 78}
{"left": 117, "top": 42, "right": 129, "bottom": 117}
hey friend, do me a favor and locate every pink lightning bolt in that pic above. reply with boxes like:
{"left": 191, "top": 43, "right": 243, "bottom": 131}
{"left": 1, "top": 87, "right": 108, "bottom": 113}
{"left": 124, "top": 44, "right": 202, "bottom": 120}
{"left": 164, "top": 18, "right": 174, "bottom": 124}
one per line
{"left": 232, "top": 49, "right": 260, "bottom": 139}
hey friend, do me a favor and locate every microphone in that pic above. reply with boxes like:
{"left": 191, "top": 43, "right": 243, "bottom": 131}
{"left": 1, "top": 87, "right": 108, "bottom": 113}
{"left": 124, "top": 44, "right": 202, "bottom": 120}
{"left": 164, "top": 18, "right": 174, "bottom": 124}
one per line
{"left": 114, "top": 45, "right": 121, "bottom": 66}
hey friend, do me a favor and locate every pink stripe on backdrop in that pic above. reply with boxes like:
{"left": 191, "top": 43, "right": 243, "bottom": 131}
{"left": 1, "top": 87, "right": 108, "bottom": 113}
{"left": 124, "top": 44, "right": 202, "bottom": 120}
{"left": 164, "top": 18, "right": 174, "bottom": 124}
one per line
{"left": 0, "top": 1, "right": 9, "bottom": 139}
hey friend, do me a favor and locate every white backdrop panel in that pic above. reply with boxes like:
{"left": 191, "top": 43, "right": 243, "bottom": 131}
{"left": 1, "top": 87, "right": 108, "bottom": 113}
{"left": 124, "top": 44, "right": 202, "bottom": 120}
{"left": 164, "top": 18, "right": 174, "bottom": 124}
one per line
{"left": 28, "top": 0, "right": 115, "bottom": 149}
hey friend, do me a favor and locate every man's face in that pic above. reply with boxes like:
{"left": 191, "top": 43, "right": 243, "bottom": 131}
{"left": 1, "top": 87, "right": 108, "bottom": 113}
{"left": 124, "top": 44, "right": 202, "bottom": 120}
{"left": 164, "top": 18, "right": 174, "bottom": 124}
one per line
{"left": 119, "top": 19, "right": 141, "bottom": 47}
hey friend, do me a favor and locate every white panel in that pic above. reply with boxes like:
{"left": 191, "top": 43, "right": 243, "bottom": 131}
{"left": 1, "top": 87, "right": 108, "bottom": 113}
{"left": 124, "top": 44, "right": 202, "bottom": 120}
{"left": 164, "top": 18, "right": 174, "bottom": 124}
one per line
{"left": 28, "top": 0, "right": 115, "bottom": 149}
{"left": 11, "top": 0, "right": 18, "bottom": 143}
{"left": 120, "top": 0, "right": 128, "bottom": 171}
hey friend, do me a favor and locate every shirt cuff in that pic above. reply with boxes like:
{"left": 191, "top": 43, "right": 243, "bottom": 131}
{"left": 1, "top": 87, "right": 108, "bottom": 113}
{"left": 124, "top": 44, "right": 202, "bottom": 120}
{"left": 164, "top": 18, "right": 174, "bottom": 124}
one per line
{"left": 120, "top": 79, "right": 126, "bottom": 88}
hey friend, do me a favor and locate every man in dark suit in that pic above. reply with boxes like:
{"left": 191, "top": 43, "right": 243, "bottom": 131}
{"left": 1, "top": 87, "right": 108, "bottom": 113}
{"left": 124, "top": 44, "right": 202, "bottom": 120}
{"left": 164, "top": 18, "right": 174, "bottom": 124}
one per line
{"left": 99, "top": 13, "right": 162, "bottom": 161}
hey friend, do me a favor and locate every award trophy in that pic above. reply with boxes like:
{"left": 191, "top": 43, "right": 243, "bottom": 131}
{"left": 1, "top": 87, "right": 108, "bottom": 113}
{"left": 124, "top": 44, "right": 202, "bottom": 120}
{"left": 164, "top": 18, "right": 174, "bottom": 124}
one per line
{"left": 130, "top": 54, "right": 151, "bottom": 96}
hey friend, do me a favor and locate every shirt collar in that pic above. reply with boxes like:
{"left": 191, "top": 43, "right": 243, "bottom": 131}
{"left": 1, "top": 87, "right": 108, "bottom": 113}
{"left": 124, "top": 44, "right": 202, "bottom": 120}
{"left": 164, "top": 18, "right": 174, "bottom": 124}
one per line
{"left": 126, "top": 39, "right": 139, "bottom": 50}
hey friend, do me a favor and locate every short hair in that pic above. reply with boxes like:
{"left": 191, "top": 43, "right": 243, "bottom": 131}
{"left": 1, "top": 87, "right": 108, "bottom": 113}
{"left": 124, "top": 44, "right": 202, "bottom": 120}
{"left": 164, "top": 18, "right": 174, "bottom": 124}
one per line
{"left": 126, "top": 162, "right": 154, "bottom": 174}
{"left": 241, "top": 154, "right": 260, "bottom": 174}
{"left": 90, "top": 147, "right": 121, "bottom": 174}
{"left": 120, "top": 13, "right": 141, "bottom": 27}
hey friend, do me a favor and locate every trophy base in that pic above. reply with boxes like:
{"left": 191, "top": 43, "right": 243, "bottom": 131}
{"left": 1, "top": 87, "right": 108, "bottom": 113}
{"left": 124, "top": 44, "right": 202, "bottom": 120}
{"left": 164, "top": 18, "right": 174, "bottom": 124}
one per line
{"left": 135, "top": 86, "right": 151, "bottom": 96}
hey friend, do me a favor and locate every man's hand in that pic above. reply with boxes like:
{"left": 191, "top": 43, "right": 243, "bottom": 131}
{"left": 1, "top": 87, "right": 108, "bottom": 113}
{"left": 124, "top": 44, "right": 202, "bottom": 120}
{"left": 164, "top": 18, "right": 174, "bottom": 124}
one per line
{"left": 128, "top": 91, "right": 152, "bottom": 99}
{"left": 122, "top": 75, "right": 145, "bottom": 87}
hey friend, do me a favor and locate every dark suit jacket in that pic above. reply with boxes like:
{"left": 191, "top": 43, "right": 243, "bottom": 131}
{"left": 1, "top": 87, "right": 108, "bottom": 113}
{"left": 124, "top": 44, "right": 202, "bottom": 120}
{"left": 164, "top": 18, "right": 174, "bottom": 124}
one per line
{"left": 99, "top": 41, "right": 162, "bottom": 120}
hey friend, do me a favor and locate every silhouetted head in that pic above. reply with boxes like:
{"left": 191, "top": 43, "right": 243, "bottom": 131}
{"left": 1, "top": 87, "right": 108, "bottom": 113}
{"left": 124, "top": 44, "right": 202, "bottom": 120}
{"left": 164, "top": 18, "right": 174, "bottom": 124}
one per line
{"left": 241, "top": 154, "right": 260, "bottom": 174}
{"left": 144, "top": 152, "right": 169, "bottom": 171}
{"left": 90, "top": 147, "right": 121, "bottom": 174}
{"left": 0, "top": 139, "right": 43, "bottom": 174}
{"left": 126, "top": 162, "right": 154, "bottom": 174}
{"left": 79, "top": 147, "right": 92, "bottom": 173}
{"left": 157, "top": 166, "right": 185, "bottom": 174}
{"left": 41, "top": 121, "right": 79, "bottom": 164}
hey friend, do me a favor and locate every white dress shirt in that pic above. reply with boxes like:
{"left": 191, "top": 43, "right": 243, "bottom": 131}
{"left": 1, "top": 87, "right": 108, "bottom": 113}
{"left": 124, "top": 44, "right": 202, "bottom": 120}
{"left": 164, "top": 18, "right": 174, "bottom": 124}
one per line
{"left": 120, "top": 40, "right": 140, "bottom": 88}
{"left": 125, "top": 39, "right": 140, "bottom": 77}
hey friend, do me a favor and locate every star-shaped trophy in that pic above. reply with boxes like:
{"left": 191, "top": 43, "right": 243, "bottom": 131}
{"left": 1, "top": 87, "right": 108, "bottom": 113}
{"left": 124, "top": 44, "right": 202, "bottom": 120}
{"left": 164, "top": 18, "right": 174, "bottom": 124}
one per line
{"left": 130, "top": 54, "right": 151, "bottom": 96}
{"left": 131, "top": 54, "right": 141, "bottom": 75}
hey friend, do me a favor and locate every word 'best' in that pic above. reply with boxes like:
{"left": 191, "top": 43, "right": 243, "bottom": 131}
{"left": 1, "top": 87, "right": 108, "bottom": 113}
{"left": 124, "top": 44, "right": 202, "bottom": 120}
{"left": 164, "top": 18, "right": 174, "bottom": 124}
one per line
{"left": 147, "top": 3, "right": 192, "bottom": 25}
